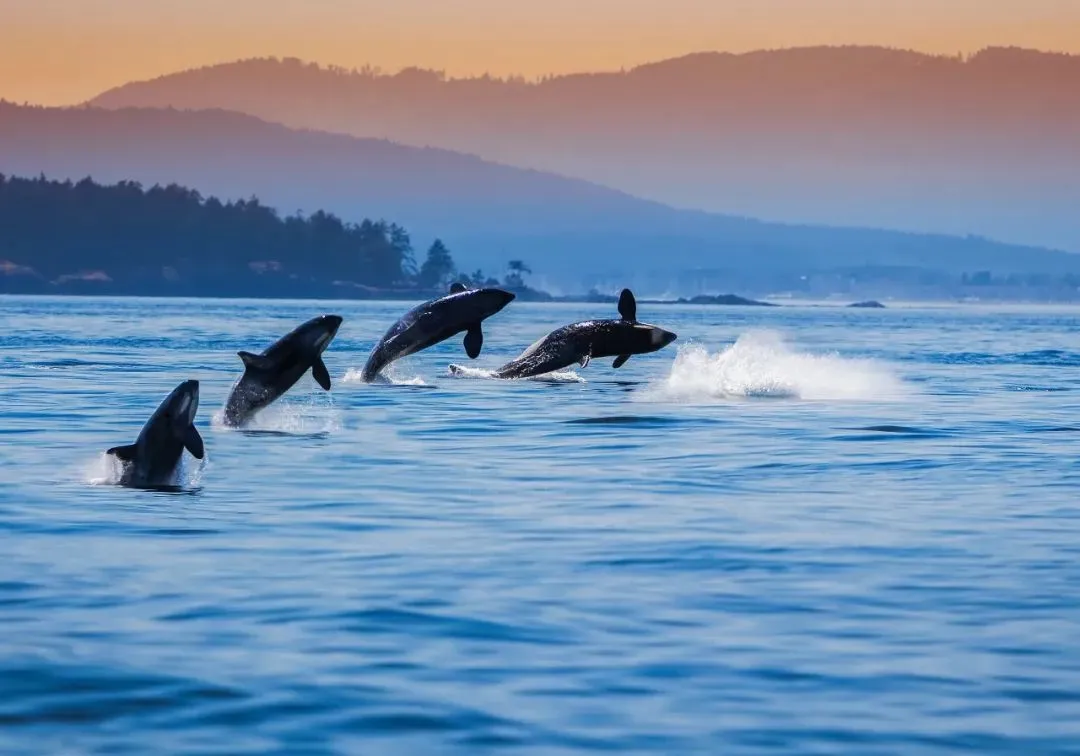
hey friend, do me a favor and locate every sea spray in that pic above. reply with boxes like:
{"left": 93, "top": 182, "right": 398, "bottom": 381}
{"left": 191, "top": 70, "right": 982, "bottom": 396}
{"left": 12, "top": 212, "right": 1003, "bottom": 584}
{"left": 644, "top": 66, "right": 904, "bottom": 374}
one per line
{"left": 646, "top": 331, "right": 907, "bottom": 402}
{"left": 212, "top": 390, "right": 340, "bottom": 434}
{"left": 342, "top": 366, "right": 429, "bottom": 386}
{"left": 84, "top": 451, "right": 126, "bottom": 486}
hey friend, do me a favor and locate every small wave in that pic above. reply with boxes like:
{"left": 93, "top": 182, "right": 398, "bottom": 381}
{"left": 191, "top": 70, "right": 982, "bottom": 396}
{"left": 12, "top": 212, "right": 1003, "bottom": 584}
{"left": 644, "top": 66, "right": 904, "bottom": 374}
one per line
{"left": 342, "top": 366, "right": 429, "bottom": 386}
{"left": 646, "top": 331, "right": 907, "bottom": 402}
{"left": 447, "top": 364, "right": 585, "bottom": 383}
{"left": 831, "top": 425, "right": 951, "bottom": 441}
{"left": 927, "top": 349, "right": 1080, "bottom": 367}
{"left": 1005, "top": 385, "right": 1074, "bottom": 393}
{"left": 565, "top": 415, "right": 681, "bottom": 427}
{"left": 854, "top": 425, "right": 943, "bottom": 436}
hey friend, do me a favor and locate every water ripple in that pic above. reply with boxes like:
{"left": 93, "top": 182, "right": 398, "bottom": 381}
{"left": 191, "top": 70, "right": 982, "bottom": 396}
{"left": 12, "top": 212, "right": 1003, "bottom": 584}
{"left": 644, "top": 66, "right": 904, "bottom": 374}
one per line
{"left": 3, "top": 297, "right": 1080, "bottom": 752}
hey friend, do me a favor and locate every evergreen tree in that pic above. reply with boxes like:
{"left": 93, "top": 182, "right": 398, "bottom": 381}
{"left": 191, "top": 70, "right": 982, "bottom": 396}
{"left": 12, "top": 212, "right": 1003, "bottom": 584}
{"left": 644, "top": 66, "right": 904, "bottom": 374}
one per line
{"left": 504, "top": 259, "right": 532, "bottom": 288}
{"left": 417, "top": 239, "right": 456, "bottom": 288}
{"left": 0, "top": 173, "right": 419, "bottom": 290}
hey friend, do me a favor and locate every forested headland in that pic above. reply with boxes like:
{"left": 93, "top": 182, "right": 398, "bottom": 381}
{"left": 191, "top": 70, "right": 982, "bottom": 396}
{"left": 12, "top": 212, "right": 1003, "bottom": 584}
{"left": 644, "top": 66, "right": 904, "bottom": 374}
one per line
{"left": 0, "top": 174, "right": 538, "bottom": 298}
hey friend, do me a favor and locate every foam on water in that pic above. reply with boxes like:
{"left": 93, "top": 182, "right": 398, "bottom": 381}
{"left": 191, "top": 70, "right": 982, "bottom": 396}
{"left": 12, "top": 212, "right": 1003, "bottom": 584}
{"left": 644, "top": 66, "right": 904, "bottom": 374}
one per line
{"left": 647, "top": 330, "right": 908, "bottom": 402}
{"left": 447, "top": 363, "right": 586, "bottom": 383}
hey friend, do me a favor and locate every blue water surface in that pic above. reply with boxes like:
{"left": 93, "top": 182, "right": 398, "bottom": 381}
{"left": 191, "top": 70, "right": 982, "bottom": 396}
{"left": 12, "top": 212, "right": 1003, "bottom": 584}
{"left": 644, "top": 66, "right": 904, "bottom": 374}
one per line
{"left": 2, "top": 295, "right": 1080, "bottom": 754}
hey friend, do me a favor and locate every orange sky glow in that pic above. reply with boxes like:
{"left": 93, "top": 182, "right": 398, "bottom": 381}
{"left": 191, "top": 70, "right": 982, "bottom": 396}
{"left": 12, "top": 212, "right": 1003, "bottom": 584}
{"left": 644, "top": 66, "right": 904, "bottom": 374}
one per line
{"left": 2, "top": 0, "right": 1079, "bottom": 105}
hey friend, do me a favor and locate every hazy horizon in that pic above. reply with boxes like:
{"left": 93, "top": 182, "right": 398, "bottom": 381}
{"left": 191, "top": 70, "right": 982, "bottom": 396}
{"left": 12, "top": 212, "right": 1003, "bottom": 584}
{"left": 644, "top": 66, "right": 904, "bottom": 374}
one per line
{"left": 3, "top": 1, "right": 1079, "bottom": 295}
{"left": 3, "top": 0, "right": 1079, "bottom": 104}
{"left": 81, "top": 46, "right": 1080, "bottom": 254}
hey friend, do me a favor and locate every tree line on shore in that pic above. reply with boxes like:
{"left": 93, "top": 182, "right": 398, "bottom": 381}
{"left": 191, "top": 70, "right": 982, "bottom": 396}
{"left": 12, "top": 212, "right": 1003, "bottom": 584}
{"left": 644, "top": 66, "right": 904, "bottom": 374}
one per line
{"left": 0, "top": 173, "right": 532, "bottom": 294}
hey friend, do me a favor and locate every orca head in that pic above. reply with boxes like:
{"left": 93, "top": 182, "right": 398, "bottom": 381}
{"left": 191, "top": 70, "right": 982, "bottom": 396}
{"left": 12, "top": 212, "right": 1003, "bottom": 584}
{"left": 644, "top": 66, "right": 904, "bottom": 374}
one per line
{"left": 162, "top": 379, "right": 200, "bottom": 431}
{"left": 471, "top": 287, "right": 516, "bottom": 318}
{"left": 627, "top": 323, "right": 678, "bottom": 354}
{"left": 651, "top": 327, "right": 678, "bottom": 349}
{"left": 303, "top": 314, "right": 344, "bottom": 353}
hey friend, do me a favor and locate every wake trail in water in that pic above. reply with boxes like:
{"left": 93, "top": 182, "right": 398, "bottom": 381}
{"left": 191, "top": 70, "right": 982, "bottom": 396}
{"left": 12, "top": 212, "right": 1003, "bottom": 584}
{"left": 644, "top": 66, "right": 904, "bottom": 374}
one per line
{"left": 646, "top": 331, "right": 908, "bottom": 402}
{"left": 446, "top": 364, "right": 585, "bottom": 383}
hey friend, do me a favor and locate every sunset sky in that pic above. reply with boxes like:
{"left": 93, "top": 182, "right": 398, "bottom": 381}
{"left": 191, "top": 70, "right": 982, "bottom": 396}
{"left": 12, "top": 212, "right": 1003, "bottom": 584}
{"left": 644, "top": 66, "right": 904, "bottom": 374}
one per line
{"left": 2, "top": 0, "right": 1079, "bottom": 105}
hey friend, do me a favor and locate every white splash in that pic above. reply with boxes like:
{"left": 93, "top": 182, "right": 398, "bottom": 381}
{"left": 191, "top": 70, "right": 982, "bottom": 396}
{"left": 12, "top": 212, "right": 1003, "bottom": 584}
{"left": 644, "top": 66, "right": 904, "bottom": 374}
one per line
{"left": 181, "top": 454, "right": 209, "bottom": 488}
{"left": 212, "top": 393, "right": 341, "bottom": 434}
{"left": 83, "top": 450, "right": 208, "bottom": 488}
{"left": 647, "top": 331, "right": 907, "bottom": 402}
{"left": 342, "top": 366, "right": 429, "bottom": 386}
{"left": 446, "top": 364, "right": 586, "bottom": 383}
{"left": 84, "top": 452, "right": 125, "bottom": 486}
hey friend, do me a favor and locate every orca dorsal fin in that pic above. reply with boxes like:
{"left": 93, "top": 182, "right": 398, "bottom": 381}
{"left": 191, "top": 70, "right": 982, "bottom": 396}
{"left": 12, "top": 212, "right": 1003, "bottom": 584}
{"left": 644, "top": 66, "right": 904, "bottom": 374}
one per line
{"left": 238, "top": 351, "right": 274, "bottom": 372}
{"left": 311, "top": 356, "right": 332, "bottom": 391}
{"left": 463, "top": 323, "right": 483, "bottom": 359}
{"left": 107, "top": 444, "right": 138, "bottom": 462}
{"left": 450, "top": 282, "right": 469, "bottom": 294}
{"left": 183, "top": 426, "right": 205, "bottom": 460}
{"left": 618, "top": 289, "right": 637, "bottom": 322}
{"left": 613, "top": 354, "right": 631, "bottom": 369}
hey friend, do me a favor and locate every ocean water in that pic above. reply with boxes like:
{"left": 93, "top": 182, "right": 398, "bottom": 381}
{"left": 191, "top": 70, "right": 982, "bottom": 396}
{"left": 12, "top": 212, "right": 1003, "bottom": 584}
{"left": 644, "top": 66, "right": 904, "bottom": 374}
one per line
{"left": 2, "top": 295, "right": 1080, "bottom": 754}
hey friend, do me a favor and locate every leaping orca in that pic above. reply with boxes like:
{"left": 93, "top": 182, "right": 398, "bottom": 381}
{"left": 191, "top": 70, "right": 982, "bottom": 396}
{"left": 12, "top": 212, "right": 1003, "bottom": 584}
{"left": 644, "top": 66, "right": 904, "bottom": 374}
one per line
{"left": 484, "top": 289, "right": 677, "bottom": 379}
{"left": 107, "top": 379, "right": 204, "bottom": 488}
{"left": 360, "top": 282, "right": 515, "bottom": 382}
{"left": 223, "top": 314, "right": 343, "bottom": 427}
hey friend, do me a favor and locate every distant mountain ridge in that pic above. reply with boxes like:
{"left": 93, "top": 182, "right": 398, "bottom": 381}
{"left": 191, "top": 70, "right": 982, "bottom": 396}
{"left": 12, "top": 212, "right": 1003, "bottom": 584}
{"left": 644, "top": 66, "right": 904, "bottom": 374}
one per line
{"left": 89, "top": 45, "right": 1080, "bottom": 253}
{"left": 1, "top": 101, "right": 1078, "bottom": 298}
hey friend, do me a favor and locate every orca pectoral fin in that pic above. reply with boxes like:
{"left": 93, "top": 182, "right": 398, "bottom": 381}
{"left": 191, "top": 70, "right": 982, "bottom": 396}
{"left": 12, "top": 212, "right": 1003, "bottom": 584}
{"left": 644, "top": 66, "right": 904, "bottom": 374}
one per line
{"left": 464, "top": 324, "right": 483, "bottom": 359}
{"left": 613, "top": 354, "right": 631, "bottom": 369}
{"left": 183, "top": 426, "right": 205, "bottom": 460}
{"left": 311, "top": 357, "right": 332, "bottom": 391}
{"left": 579, "top": 353, "right": 591, "bottom": 368}
{"left": 238, "top": 351, "right": 274, "bottom": 372}
{"left": 450, "top": 281, "right": 469, "bottom": 293}
{"left": 618, "top": 288, "right": 637, "bottom": 322}
{"left": 107, "top": 444, "right": 138, "bottom": 462}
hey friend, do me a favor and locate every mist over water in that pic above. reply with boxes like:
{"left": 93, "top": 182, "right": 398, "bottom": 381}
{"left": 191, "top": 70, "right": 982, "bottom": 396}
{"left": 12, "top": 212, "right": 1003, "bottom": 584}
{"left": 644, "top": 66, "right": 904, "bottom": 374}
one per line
{"left": 3, "top": 296, "right": 1080, "bottom": 753}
